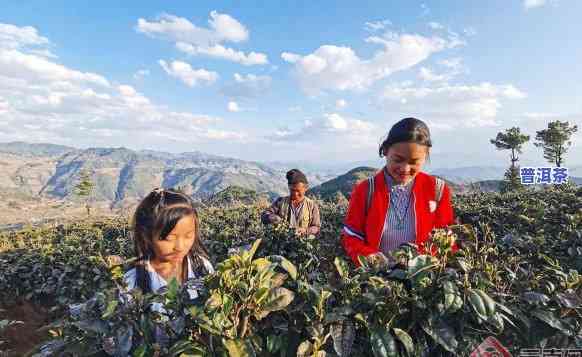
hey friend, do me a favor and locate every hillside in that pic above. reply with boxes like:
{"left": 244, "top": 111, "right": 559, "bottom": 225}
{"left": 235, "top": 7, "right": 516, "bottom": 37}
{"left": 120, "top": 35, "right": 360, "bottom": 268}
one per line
{"left": 309, "top": 167, "right": 466, "bottom": 200}
{"left": 427, "top": 166, "right": 504, "bottom": 183}
{"left": 0, "top": 142, "right": 288, "bottom": 207}
{"left": 308, "top": 166, "right": 378, "bottom": 199}
{"left": 203, "top": 185, "right": 273, "bottom": 208}
{"left": 0, "top": 142, "right": 74, "bottom": 158}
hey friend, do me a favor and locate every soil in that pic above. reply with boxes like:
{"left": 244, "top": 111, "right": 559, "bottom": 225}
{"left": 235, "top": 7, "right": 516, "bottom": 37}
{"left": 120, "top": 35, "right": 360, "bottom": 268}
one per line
{"left": 0, "top": 300, "right": 52, "bottom": 357}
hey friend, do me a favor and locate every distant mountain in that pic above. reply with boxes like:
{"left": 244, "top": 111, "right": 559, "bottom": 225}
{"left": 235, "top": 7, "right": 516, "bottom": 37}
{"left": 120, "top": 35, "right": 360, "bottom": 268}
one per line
{"left": 266, "top": 160, "right": 383, "bottom": 186}
{"left": 570, "top": 166, "right": 582, "bottom": 177}
{"left": 203, "top": 186, "right": 273, "bottom": 208}
{"left": 308, "top": 167, "right": 378, "bottom": 199}
{"left": 429, "top": 165, "right": 582, "bottom": 185}
{"left": 466, "top": 180, "right": 502, "bottom": 193}
{"left": 3, "top": 142, "right": 578, "bottom": 211}
{"left": 460, "top": 177, "right": 582, "bottom": 193}
{"left": 426, "top": 166, "right": 504, "bottom": 183}
{"left": 0, "top": 142, "right": 288, "bottom": 205}
{"left": 309, "top": 166, "right": 470, "bottom": 200}
{"left": 0, "top": 141, "right": 74, "bottom": 157}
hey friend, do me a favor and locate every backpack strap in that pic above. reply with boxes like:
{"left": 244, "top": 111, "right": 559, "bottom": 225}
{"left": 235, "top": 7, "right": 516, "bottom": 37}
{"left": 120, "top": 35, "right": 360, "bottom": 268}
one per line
{"left": 435, "top": 177, "right": 445, "bottom": 204}
{"left": 365, "top": 175, "right": 375, "bottom": 217}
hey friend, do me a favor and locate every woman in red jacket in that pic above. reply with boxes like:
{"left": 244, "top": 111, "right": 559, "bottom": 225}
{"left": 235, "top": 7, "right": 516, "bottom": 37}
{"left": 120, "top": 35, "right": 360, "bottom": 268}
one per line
{"left": 341, "top": 117, "right": 456, "bottom": 266}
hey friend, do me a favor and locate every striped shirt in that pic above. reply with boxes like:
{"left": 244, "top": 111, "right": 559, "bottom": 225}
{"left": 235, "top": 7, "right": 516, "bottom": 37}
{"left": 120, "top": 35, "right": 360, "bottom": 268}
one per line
{"left": 379, "top": 172, "right": 416, "bottom": 254}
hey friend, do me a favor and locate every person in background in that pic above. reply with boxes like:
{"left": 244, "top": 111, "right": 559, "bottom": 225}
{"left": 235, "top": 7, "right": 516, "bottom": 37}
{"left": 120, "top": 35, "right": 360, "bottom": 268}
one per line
{"left": 341, "top": 117, "right": 457, "bottom": 266}
{"left": 261, "top": 169, "right": 321, "bottom": 236}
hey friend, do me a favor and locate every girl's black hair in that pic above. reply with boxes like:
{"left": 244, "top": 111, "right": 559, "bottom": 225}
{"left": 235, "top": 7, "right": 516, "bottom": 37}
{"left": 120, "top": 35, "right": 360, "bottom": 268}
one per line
{"left": 131, "top": 188, "right": 209, "bottom": 293}
{"left": 379, "top": 117, "right": 432, "bottom": 158}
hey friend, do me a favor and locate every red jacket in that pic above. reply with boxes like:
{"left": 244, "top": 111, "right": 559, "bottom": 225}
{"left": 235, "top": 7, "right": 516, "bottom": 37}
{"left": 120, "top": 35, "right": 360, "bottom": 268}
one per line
{"left": 341, "top": 169, "right": 455, "bottom": 265}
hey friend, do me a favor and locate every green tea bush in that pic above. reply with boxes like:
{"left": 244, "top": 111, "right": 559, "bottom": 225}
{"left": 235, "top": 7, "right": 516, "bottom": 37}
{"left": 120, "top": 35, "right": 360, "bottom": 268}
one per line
{"left": 0, "top": 186, "right": 580, "bottom": 356}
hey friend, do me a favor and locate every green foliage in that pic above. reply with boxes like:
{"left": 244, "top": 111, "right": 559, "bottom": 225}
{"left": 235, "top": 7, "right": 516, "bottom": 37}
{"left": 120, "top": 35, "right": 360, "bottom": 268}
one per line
{"left": 490, "top": 127, "right": 530, "bottom": 193}
{"left": 1, "top": 186, "right": 581, "bottom": 356}
{"left": 74, "top": 170, "right": 95, "bottom": 216}
{"left": 534, "top": 120, "right": 579, "bottom": 167}
{"left": 500, "top": 165, "right": 523, "bottom": 193}
{"left": 205, "top": 186, "right": 272, "bottom": 208}
{"left": 490, "top": 127, "right": 530, "bottom": 164}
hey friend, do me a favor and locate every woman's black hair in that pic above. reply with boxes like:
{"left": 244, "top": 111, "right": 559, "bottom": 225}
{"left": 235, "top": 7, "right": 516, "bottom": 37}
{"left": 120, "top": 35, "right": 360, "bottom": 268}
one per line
{"left": 131, "top": 188, "right": 209, "bottom": 293}
{"left": 379, "top": 117, "right": 432, "bottom": 159}
{"left": 286, "top": 169, "right": 308, "bottom": 185}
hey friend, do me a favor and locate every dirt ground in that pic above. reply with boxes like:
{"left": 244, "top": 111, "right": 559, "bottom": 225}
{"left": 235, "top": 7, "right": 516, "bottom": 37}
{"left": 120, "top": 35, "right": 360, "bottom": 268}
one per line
{"left": 0, "top": 300, "right": 52, "bottom": 357}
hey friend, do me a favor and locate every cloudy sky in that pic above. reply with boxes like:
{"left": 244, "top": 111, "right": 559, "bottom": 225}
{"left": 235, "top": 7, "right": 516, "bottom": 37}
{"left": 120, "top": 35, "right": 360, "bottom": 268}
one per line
{"left": 0, "top": 0, "right": 581, "bottom": 168}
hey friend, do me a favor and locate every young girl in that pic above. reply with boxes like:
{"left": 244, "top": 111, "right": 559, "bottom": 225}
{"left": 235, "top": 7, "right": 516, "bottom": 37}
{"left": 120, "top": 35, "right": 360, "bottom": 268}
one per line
{"left": 341, "top": 117, "right": 457, "bottom": 266}
{"left": 123, "top": 188, "right": 213, "bottom": 298}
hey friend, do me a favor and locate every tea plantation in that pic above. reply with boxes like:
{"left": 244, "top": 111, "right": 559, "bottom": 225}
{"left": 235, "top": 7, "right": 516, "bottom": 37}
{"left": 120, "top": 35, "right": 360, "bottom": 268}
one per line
{"left": 0, "top": 185, "right": 581, "bottom": 356}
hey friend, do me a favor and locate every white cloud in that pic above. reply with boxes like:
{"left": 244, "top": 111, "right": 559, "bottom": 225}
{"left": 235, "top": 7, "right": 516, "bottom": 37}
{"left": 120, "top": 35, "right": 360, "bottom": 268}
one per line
{"left": 176, "top": 42, "right": 267, "bottom": 66}
{"left": 207, "top": 10, "right": 249, "bottom": 43}
{"left": 271, "top": 112, "right": 376, "bottom": 143}
{"left": 335, "top": 99, "right": 348, "bottom": 109}
{"left": 502, "top": 85, "right": 527, "bottom": 99}
{"left": 522, "top": 112, "right": 563, "bottom": 120}
{"left": 524, "top": 0, "right": 547, "bottom": 9}
{"left": 205, "top": 129, "right": 246, "bottom": 140}
{"left": 0, "top": 23, "right": 245, "bottom": 147}
{"left": 281, "top": 52, "right": 301, "bottom": 63}
{"left": 0, "top": 23, "right": 49, "bottom": 51}
{"left": 439, "top": 57, "right": 463, "bottom": 69}
{"left": 378, "top": 82, "right": 527, "bottom": 128}
{"left": 285, "top": 31, "right": 462, "bottom": 94}
{"left": 159, "top": 60, "right": 218, "bottom": 87}
{"left": 419, "top": 58, "right": 466, "bottom": 82}
{"left": 137, "top": 12, "right": 268, "bottom": 66}
{"left": 364, "top": 20, "right": 392, "bottom": 32}
{"left": 428, "top": 22, "right": 445, "bottom": 30}
{"left": 274, "top": 127, "right": 293, "bottom": 138}
{"left": 322, "top": 113, "right": 348, "bottom": 130}
{"left": 133, "top": 69, "right": 150, "bottom": 80}
{"left": 27, "top": 48, "right": 57, "bottom": 59}
{"left": 266, "top": 113, "right": 383, "bottom": 162}
{"left": 221, "top": 73, "right": 271, "bottom": 98}
{"left": 0, "top": 49, "right": 110, "bottom": 87}
{"left": 419, "top": 67, "right": 447, "bottom": 82}
{"left": 137, "top": 12, "right": 247, "bottom": 45}
{"left": 227, "top": 101, "right": 240, "bottom": 112}
{"left": 0, "top": 97, "right": 9, "bottom": 114}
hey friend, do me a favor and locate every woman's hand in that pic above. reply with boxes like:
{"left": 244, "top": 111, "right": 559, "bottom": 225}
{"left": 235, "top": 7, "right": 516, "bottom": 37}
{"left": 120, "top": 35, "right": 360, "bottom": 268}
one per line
{"left": 295, "top": 227, "right": 307, "bottom": 236}
{"left": 366, "top": 252, "right": 390, "bottom": 268}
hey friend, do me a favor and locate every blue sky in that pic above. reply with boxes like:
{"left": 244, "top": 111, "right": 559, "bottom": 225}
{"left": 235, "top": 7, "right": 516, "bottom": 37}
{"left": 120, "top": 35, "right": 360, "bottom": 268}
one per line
{"left": 0, "top": 0, "right": 580, "bottom": 169}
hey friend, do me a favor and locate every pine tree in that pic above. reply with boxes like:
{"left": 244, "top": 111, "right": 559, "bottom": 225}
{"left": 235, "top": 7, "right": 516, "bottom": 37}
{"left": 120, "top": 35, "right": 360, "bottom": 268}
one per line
{"left": 500, "top": 166, "right": 522, "bottom": 193}
{"left": 75, "top": 170, "right": 94, "bottom": 216}
{"left": 534, "top": 120, "right": 578, "bottom": 167}
{"left": 490, "top": 127, "right": 530, "bottom": 192}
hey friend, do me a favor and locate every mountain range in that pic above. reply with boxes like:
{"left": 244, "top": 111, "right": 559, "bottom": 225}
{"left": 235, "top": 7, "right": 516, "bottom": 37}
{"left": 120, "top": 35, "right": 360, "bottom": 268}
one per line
{"left": 1, "top": 141, "right": 580, "bottom": 209}
{"left": 0, "top": 142, "right": 290, "bottom": 206}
